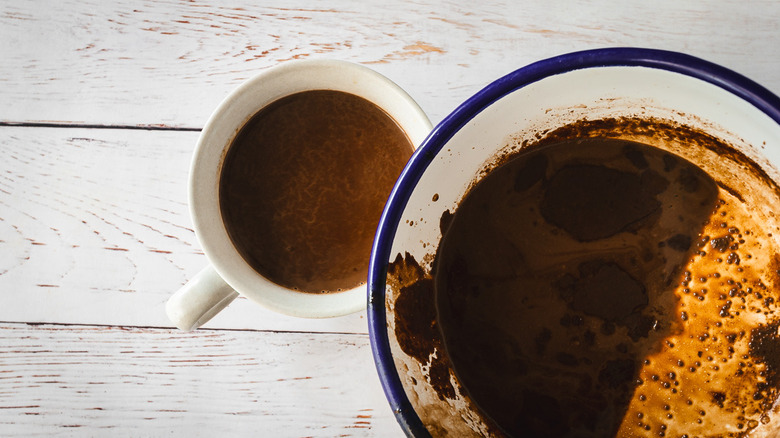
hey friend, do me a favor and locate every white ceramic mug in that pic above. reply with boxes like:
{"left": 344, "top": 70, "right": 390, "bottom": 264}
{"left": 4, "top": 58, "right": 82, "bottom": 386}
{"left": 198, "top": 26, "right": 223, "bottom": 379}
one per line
{"left": 167, "top": 59, "right": 432, "bottom": 331}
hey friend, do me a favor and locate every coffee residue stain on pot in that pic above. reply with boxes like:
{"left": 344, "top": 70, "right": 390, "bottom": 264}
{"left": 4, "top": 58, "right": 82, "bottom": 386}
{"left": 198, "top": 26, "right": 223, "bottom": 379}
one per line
{"left": 495, "top": 117, "right": 780, "bottom": 204}
{"left": 386, "top": 116, "right": 780, "bottom": 437}
{"left": 386, "top": 252, "right": 456, "bottom": 401}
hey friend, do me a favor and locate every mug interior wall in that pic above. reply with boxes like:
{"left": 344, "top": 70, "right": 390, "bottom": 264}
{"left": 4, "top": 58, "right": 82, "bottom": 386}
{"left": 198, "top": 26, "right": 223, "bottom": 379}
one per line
{"left": 384, "top": 65, "right": 780, "bottom": 434}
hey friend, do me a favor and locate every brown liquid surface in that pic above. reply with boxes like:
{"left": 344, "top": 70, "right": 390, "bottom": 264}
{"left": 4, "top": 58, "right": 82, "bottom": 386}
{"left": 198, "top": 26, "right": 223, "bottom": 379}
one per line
{"left": 431, "top": 138, "right": 780, "bottom": 437}
{"left": 220, "top": 90, "right": 413, "bottom": 293}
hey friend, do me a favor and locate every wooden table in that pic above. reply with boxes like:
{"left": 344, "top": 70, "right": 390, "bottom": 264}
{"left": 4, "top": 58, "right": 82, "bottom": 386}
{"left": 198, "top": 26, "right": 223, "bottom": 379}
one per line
{"left": 1, "top": 1, "right": 778, "bottom": 436}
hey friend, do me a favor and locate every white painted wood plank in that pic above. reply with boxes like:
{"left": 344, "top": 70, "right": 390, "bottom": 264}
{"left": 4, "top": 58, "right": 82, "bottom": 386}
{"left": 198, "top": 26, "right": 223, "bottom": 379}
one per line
{"left": 0, "top": 323, "right": 401, "bottom": 437}
{"left": 1, "top": 0, "right": 778, "bottom": 128}
{"left": 0, "top": 126, "right": 371, "bottom": 332}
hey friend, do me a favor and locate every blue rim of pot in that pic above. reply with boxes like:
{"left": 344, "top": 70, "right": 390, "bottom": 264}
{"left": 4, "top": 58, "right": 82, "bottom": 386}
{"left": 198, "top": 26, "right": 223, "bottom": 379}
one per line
{"left": 367, "top": 47, "right": 780, "bottom": 437}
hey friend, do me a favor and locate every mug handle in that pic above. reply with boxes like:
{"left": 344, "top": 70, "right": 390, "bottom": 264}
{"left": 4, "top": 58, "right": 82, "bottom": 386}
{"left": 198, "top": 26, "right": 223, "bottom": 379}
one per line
{"left": 166, "top": 265, "right": 239, "bottom": 331}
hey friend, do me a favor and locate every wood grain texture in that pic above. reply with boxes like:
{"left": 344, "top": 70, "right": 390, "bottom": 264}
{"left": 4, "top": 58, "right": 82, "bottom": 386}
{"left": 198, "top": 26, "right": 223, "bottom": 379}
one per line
{"left": 0, "top": 126, "right": 370, "bottom": 332}
{"left": 2, "top": 1, "right": 780, "bottom": 435}
{"left": 1, "top": 0, "right": 778, "bottom": 128}
{"left": 0, "top": 323, "right": 399, "bottom": 437}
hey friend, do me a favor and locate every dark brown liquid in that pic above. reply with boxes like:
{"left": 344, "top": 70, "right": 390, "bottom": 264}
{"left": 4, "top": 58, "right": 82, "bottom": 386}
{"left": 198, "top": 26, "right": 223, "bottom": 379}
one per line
{"left": 220, "top": 90, "right": 413, "bottom": 293}
{"left": 433, "top": 138, "right": 780, "bottom": 437}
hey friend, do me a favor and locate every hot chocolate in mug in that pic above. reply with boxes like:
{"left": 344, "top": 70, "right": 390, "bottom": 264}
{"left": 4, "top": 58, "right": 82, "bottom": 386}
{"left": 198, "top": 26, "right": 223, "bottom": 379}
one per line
{"left": 167, "top": 59, "right": 431, "bottom": 331}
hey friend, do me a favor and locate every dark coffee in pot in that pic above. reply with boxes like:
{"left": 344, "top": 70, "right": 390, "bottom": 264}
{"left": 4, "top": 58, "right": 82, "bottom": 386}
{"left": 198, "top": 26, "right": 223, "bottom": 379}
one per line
{"left": 432, "top": 134, "right": 780, "bottom": 437}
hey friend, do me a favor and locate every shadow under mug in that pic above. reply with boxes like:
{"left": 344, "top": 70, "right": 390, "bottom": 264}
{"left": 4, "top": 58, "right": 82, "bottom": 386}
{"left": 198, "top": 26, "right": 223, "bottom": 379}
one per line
{"left": 167, "top": 59, "right": 432, "bottom": 331}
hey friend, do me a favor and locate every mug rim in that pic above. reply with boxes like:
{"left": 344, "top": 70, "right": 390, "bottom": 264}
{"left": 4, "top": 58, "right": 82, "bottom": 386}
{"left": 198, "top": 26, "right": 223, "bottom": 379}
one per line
{"left": 190, "top": 58, "right": 432, "bottom": 318}
{"left": 367, "top": 47, "right": 780, "bottom": 436}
